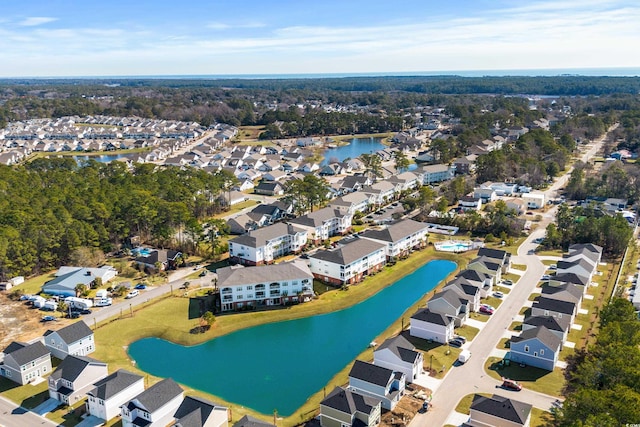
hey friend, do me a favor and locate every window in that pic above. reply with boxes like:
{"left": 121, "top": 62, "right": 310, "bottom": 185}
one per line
{"left": 237, "top": 295, "right": 244, "bottom": 300}
{"left": 540, "top": 349, "right": 544, "bottom": 356}
{"left": 524, "top": 345, "right": 529, "bottom": 353}
{"left": 246, "top": 285, "right": 253, "bottom": 290}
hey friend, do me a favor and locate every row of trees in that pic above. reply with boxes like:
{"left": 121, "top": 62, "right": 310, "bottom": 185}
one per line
{"left": 0, "top": 158, "right": 236, "bottom": 279}
{"left": 564, "top": 160, "right": 640, "bottom": 203}
{"left": 556, "top": 298, "right": 640, "bottom": 425}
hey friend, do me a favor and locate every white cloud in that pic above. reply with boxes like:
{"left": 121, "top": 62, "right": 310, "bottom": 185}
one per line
{"left": 18, "top": 17, "right": 57, "bottom": 27}
{"left": 207, "top": 21, "right": 265, "bottom": 30}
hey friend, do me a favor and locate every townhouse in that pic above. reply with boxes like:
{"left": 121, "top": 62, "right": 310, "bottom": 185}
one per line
{"left": 359, "top": 219, "right": 429, "bottom": 261}
{"left": 309, "top": 237, "right": 386, "bottom": 286}
{"left": 228, "top": 222, "right": 308, "bottom": 265}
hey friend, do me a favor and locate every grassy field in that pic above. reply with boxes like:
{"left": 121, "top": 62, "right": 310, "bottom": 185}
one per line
{"left": 484, "top": 357, "right": 564, "bottom": 396}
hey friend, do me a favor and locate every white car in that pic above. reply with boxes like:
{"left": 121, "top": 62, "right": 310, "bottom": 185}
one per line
{"left": 126, "top": 290, "right": 139, "bottom": 299}
{"left": 541, "top": 274, "right": 551, "bottom": 281}
{"left": 494, "top": 291, "right": 504, "bottom": 298}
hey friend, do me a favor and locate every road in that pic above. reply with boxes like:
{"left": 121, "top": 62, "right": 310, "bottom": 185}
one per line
{"left": 0, "top": 396, "right": 56, "bottom": 427}
{"left": 411, "top": 125, "right": 616, "bottom": 426}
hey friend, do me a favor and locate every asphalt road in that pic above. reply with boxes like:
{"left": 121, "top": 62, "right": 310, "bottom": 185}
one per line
{"left": 0, "top": 396, "right": 56, "bottom": 427}
{"left": 410, "top": 126, "right": 616, "bottom": 427}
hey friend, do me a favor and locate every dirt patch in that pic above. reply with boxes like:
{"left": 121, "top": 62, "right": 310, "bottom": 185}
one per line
{"left": 0, "top": 294, "right": 52, "bottom": 348}
{"left": 380, "top": 383, "right": 432, "bottom": 427}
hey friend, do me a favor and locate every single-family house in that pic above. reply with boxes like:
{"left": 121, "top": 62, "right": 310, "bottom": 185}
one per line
{"left": 473, "top": 188, "right": 497, "bottom": 202}
{"left": 86, "top": 369, "right": 145, "bottom": 422}
{"left": 427, "top": 289, "right": 469, "bottom": 327}
{"left": 522, "top": 193, "right": 545, "bottom": 209}
{"left": 228, "top": 222, "right": 308, "bottom": 265}
{"left": 262, "top": 170, "right": 287, "bottom": 182}
{"left": 227, "top": 191, "right": 248, "bottom": 206}
{"left": 540, "top": 283, "right": 583, "bottom": 309}
{"left": 228, "top": 213, "right": 264, "bottom": 235}
{"left": 556, "top": 258, "right": 595, "bottom": 283}
{"left": 347, "top": 360, "right": 405, "bottom": 410}
{"left": 171, "top": 396, "right": 229, "bottom": 427}
{"left": 443, "top": 281, "right": 481, "bottom": 312}
{"left": 43, "top": 320, "right": 95, "bottom": 360}
{"left": 48, "top": 355, "right": 109, "bottom": 405}
{"left": 135, "top": 249, "right": 182, "bottom": 271}
{"left": 216, "top": 260, "right": 314, "bottom": 311}
{"left": 254, "top": 181, "right": 284, "bottom": 196}
{"left": 467, "top": 256, "right": 501, "bottom": 285}
{"left": 309, "top": 238, "right": 386, "bottom": 286}
{"left": 477, "top": 248, "right": 512, "bottom": 274}
{"left": 339, "top": 175, "right": 371, "bottom": 193}
{"left": 530, "top": 297, "right": 577, "bottom": 324}
{"left": 453, "top": 269, "right": 493, "bottom": 298}
{"left": 320, "top": 387, "right": 382, "bottom": 427}
{"left": 410, "top": 308, "right": 455, "bottom": 344}
{"left": 373, "top": 335, "right": 423, "bottom": 382}
{"left": 521, "top": 315, "right": 570, "bottom": 343}
{"left": 549, "top": 272, "right": 589, "bottom": 288}
{"left": 42, "top": 266, "right": 118, "bottom": 297}
{"left": 458, "top": 196, "right": 482, "bottom": 211}
{"left": 453, "top": 155, "right": 477, "bottom": 175}
{"left": 121, "top": 378, "right": 184, "bottom": 427}
{"left": 0, "top": 341, "right": 52, "bottom": 385}
{"left": 359, "top": 219, "right": 429, "bottom": 261}
{"left": 509, "top": 326, "right": 561, "bottom": 371}
{"left": 251, "top": 203, "right": 286, "bottom": 223}
{"left": 233, "top": 415, "right": 275, "bottom": 427}
{"left": 468, "top": 394, "right": 532, "bottom": 427}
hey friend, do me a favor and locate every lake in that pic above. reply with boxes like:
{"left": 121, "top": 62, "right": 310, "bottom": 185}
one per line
{"left": 128, "top": 259, "right": 456, "bottom": 416}
{"left": 321, "top": 137, "right": 386, "bottom": 165}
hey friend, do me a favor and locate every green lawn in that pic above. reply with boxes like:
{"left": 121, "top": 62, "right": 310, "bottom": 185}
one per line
{"left": 485, "top": 357, "right": 564, "bottom": 397}
{"left": 455, "top": 324, "right": 480, "bottom": 341}
{"left": 511, "top": 263, "right": 527, "bottom": 271}
{"left": 497, "top": 337, "right": 511, "bottom": 349}
{"left": 11, "top": 272, "right": 56, "bottom": 295}
{"left": 509, "top": 321, "right": 522, "bottom": 332}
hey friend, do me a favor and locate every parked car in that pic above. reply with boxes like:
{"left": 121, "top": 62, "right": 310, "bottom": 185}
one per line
{"left": 134, "top": 283, "right": 147, "bottom": 290}
{"left": 494, "top": 291, "right": 504, "bottom": 298}
{"left": 480, "top": 305, "right": 494, "bottom": 315}
{"left": 41, "top": 315, "right": 57, "bottom": 322}
{"left": 541, "top": 274, "right": 551, "bottom": 281}
{"left": 453, "top": 335, "right": 467, "bottom": 344}
{"left": 501, "top": 378, "right": 523, "bottom": 391}
{"left": 126, "top": 290, "right": 139, "bottom": 299}
{"left": 502, "top": 279, "right": 513, "bottom": 286}
{"left": 448, "top": 338, "right": 464, "bottom": 348}
{"left": 549, "top": 264, "right": 557, "bottom": 270}
{"left": 66, "top": 311, "right": 80, "bottom": 319}
{"left": 199, "top": 270, "right": 207, "bottom": 277}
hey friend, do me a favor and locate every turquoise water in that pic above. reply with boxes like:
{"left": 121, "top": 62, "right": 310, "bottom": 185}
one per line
{"left": 128, "top": 259, "right": 456, "bottom": 416}
{"left": 321, "top": 137, "right": 385, "bottom": 165}
{"left": 438, "top": 242, "right": 472, "bottom": 251}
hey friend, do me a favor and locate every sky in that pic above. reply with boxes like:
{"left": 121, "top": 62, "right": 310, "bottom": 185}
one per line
{"left": 1, "top": 0, "right": 639, "bottom": 77}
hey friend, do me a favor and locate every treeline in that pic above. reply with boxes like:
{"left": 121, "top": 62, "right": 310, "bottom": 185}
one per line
{"left": 556, "top": 298, "right": 640, "bottom": 425}
{"left": 0, "top": 159, "right": 235, "bottom": 279}
{"left": 564, "top": 161, "right": 640, "bottom": 203}
{"left": 542, "top": 204, "right": 632, "bottom": 256}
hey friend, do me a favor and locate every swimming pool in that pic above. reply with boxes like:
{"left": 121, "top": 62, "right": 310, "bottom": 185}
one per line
{"left": 132, "top": 247, "right": 152, "bottom": 257}
{"left": 434, "top": 241, "right": 475, "bottom": 253}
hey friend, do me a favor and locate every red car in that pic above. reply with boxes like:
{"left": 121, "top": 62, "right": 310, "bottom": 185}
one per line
{"left": 501, "top": 378, "right": 523, "bottom": 391}
{"left": 479, "top": 305, "right": 494, "bottom": 315}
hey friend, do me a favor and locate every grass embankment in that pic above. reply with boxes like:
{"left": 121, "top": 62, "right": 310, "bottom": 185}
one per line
{"left": 90, "top": 246, "right": 476, "bottom": 426}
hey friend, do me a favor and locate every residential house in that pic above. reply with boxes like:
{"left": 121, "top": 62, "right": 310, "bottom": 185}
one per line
{"left": 339, "top": 175, "right": 371, "bottom": 193}
{"left": 427, "top": 289, "right": 469, "bottom": 327}
{"left": 228, "top": 222, "right": 308, "bottom": 265}
{"left": 453, "top": 155, "right": 477, "bottom": 175}
{"left": 443, "top": 281, "right": 481, "bottom": 312}
{"left": 251, "top": 204, "right": 286, "bottom": 223}
{"left": 43, "top": 320, "right": 95, "bottom": 360}
{"left": 42, "top": 266, "right": 118, "bottom": 297}
{"left": 472, "top": 188, "right": 497, "bottom": 203}
{"left": 540, "top": 283, "right": 583, "bottom": 310}
{"left": 420, "top": 164, "right": 455, "bottom": 185}
{"left": 121, "top": 378, "right": 184, "bottom": 427}
{"left": 556, "top": 258, "right": 595, "bottom": 283}
{"left": 505, "top": 198, "right": 526, "bottom": 215}
{"left": 309, "top": 238, "right": 386, "bottom": 286}
{"left": 530, "top": 297, "right": 577, "bottom": 324}
{"left": 468, "top": 394, "right": 532, "bottom": 427}
{"left": 227, "top": 191, "right": 248, "bottom": 206}
{"left": 288, "top": 207, "right": 353, "bottom": 244}
{"left": 228, "top": 213, "right": 264, "bottom": 235}
{"left": 388, "top": 171, "right": 422, "bottom": 193}
{"left": 320, "top": 387, "right": 381, "bottom": 427}
{"left": 347, "top": 360, "right": 406, "bottom": 410}
{"left": 467, "top": 256, "right": 501, "bottom": 286}
{"left": 453, "top": 269, "right": 493, "bottom": 298}
{"left": 0, "top": 341, "right": 52, "bottom": 385}
{"left": 458, "top": 196, "right": 482, "bottom": 211}
{"left": 135, "top": 249, "right": 182, "bottom": 271}
{"left": 361, "top": 181, "right": 397, "bottom": 207}
{"left": 373, "top": 335, "right": 423, "bottom": 382}
{"left": 359, "top": 219, "right": 429, "bottom": 261}
{"left": 329, "top": 192, "right": 372, "bottom": 215}
{"left": 254, "top": 182, "right": 284, "bottom": 196}
{"left": 522, "top": 316, "right": 570, "bottom": 343}
{"left": 477, "top": 248, "right": 512, "bottom": 274}
{"left": 216, "top": 260, "right": 314, "bottom": 311}
{"left": 262, "top": 170, "right": 287, "bottom": 182}
{"left": 549, "top": 272, "right": 589, "bottom": 288}
{"left": 233, "top": 415, "right": 275, "bottom": 427}
{"left": 410, "top": 308, "right": 455, "bottom": 344}
{"left": 522, "top": 193, "right": 545, "bottom": 209}
{"left": 509, "top": 326, "right": 562, "bottom": 371}
{"left": 171, "top": 396, "right": 229, "bottom": 427}
{"left": 48, "top": 355, "right": 109, "bottom": 405}
{"left": 86, "top": 369, "right": 145, "bottom": 422}
{"left": 235, "top": 179, "right": 255, "bottom": 192}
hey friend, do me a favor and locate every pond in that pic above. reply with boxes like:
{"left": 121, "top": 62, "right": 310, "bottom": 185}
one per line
{"left": 321, "top": 137, "right": 386, "bottom": 165}
{"left": 128, "top": 259, "right": 456, "bottom": 416}
{"left": 74, "top": 153, "right": 137, "bottom": 163}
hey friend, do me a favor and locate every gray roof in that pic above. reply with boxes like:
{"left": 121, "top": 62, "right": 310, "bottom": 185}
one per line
{"left": 443, "top": 281, "right": 480, "bottom": 298}
{"left": 288, "top": 207, "right": 348, "bottom": 228}
{"left": 511, "top": 325, "right": 562, "bottom": 351}
{"left": 359, "top": 219, "right": 428, "bottom": 244}
{"left": 428, "top": 289, "right": 467, "bottom": 310}
{"left": 557, "top": 258, "right": 594, "bottom": 273}
{"left": 321, "top": 386, "right": 381, "bottom": 415}
{"left": 411, "top": 308, "right": 453, "bottom": 326}
{"left": 551, "top": 272, "right": 589, "bottom": 286}
{"left": 470, "top": 394, "right": 532, "bottom": 425}
{"left": 349, "top": 360, "right": 394, "bottom": 387}
{"left": 50, "top": 355, "right": 106, "bottom": 382}
{"left": 568, "top": 243, "right": 603, "bottom": 256}
{"left": 523, "top": 315, "right": 570, "bottom": 333}
{"left": 229, "top": 222, "right": 306, "bottom": 248}
{"left": 468, "top": 256, "right": 500, "bottom": 272}
{"left": 477, "top": 248, "right": 510, "bottom": 264}
{"left": 2, "top": 341, "right": 49, "bottom": 366}
{"left": 130, "top": 378, "right": 183, "bottom": 413}
{"left": 233, "top": 415, "right": 275, "bottom": 427}
{"left": 44, "top": 320, "right": 93, "bottom": 345}
{"left": 456, "top": 269, "right": 490, "bottom": 284}
{"left": 541, "top": 284, "right": 583, "bottom": 303}
{"left": 217, "top": 260, "right": 312, "bottom": 288}
{"left": 376, "top": 335, "right": 420, "bottom": 364}
{"left": 532, "top": 297, "right": 576, "bottom": 314}
{"left": 173, "top": 396, "right": 224, "bottom": 427}
{"left": 88, "top": 369, "right": 143, "bottom": 400}
{"left": 310, "top": 238, "right": 386, "bottom": 266}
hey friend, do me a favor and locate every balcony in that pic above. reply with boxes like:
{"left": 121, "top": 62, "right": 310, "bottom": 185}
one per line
{"left": 270, "top": 290, "right": 280, "bottom": 297}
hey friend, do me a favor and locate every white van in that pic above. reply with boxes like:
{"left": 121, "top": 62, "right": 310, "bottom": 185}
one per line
{"left": 458, "top": 350, "right": 472, "bottom": 364}
{"left": 126, "top": 289, "right": 139, "bottom": 299}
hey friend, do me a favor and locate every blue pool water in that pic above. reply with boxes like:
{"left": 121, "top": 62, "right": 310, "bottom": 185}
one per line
{"left": 132, "top": 248, "right": 152, "bottom": 257}
{"left": 128, "top": 259, "right": 456, "bottom": 416}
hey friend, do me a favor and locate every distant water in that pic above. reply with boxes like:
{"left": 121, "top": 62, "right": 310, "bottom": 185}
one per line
{"left": 321, "top": 137, "right": 386, "bottom": 165}
{"left": 12, "top": 67, "right": 640, "bottom": 80}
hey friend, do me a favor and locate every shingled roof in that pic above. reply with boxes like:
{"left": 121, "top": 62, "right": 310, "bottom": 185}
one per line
{"left": 88, "top": 369, "right": 143, "bottom": 401}
{"left": 321, "top": 386, "right": 381, "bottom": 416}
{"left": 310, "top": 238, "right": 386, "bottom": 266}
{"left": 44, "top": 320, "right": 93, "bottom": 344}
{"left": 470, "top": 394, "right": 532, "bottom": 425}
